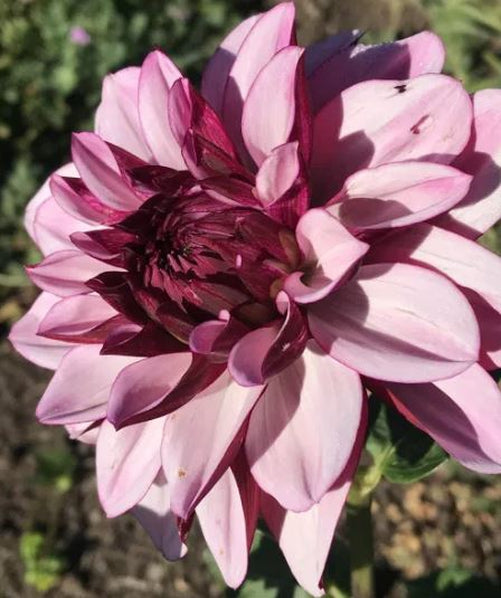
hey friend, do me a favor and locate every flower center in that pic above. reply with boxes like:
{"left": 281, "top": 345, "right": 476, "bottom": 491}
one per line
{"left": 89, "top": 179, "right": 301, "bottom": 345}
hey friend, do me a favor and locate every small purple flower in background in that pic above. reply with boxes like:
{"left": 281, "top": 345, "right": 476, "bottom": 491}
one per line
{"left": 9, "top": 2, "right": 501, "bottom": 595}
{"left": 69, "top": 26, "right": 91, "bottom": 46}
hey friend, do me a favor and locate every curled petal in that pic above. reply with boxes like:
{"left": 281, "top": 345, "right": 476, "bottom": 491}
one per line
{"left": 284, "top": 208, "right": 369, "bottom": 303}
{"left": 229, "top": 293, "right": 308, "bottom": 386}
{"left": 107, "top": 352, "right": 193, "bottom": 426}
{"left": 246, "top": 342, "right": 363, "bottom": 511}
{"left": 189, "top": 314, "right": 247, "bottom": 361}
{"left": 309, "top": 263, "right": 480, "bottom": 383}
{"left": 329, "top": 161, "right": 472, "bottom": 230}
{"left": 386, "top": 364, "right": 501, "bottom": 473}
{"left": 312, "top": 74, "right": 473, "bottom": 201}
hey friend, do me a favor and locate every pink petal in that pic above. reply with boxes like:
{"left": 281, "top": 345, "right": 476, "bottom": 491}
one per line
{"left": 196, "top": 468, "right": 248, "bottom": 588}
{"left": 36, "top": 345, "right": 138, "bottom": 425}
{"left": 368, "top": 223, "right": 501, "bottom": 314}
{"left": 161, "top": 371, "right": 263, "bottom": 518}
{"left": 222, "top": 2, "right": 296, "bottom": 157}
{"left": 132, "top": 479, "right": 187, "bottom": 561}
{"left": 32, "top": 197, "right": 94, "bottom": 256}
{"left": 50, "top": 174, "right": 127, "bottom": 225}
{"left": 309, "top": 31, "right": 445, "bottom": 113}
{"left": 309, "top": 263, "right": 480, "bottom": 383}
{"left": 25, "top": 163, "right": 78, "bottom": 243}
{"left": 189, "top": 314, "right": 247, "bottom": 361}
{"left": 304, "top": 30, "right": 362, "bottom": 76}
{"left": 229, "top": 294, "right": 308, "bottom": 386}
{"left": 167, "top": 78, "right": 192, "bottom": 152}
{"left": 27, "top": 250, "right": 115, "bottom": 297}
{"left": 37, "top": 294, "right": 118, "bottom": 340}
{"left": 284, "top": 208, "right": 369, "bottom": 303}
{"left": 466, "top": 291, "right": 501, "bottom": 369}
{"left": 65, "top": 421, "right": 100, "bottom": 445}
{"left": 311, "top": 74, "right": 472, "bottom": 202}
{"left": 138, "top": 51, "right": 185, "bottom": 169}
{"left": 246, "top": 342, "right": 362, "bottom": 511}
{"left": 71, "top": 132, "right": 142, "bottom": 211}
{"left": 107, "top": 353, "right": 193, "bottom": 425}
{"left": 261, "top": 484, "right": 350, "bottom": 597}
{"left": 329, "top": 161, "right": 472, "bottom": 230}
{"left": 242, "top": 46, "right": 304, "bottom": 166}
{"left": 438, "top": 89, "right": 501, "bottom": 238}
{"left": 97, "top": 417, "right": 165, "bottom": 517}
{"left": 8, "top": 292, "right": 72, "bottom": 369}
{"left": 231, "top": 451, "right": 260, "bottom": 549}
{"left": 386, "top": 364, "right": 501, "bottom": 473}
{"left": 95, "top": 67, "right": 153, "bottom": 161}
{"left": 255, "top": 141, "right": 300, "bottom": 205}
{"left": 228, "top": 325, "right": 278, "bottom": 386}
{"left": 260, "top": 402, "right": 366, "bottom": 596}
{"left": 201, "top": 13, "right": 261, "bottom": 115}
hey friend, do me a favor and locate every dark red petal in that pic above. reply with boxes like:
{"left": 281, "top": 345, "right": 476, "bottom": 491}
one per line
{"left": 262, "top": 296, "right": 309, "bottom": 379}
{"left": 86, "top": 271, "right": 147, "bottom": 324}
{"left": 101, "top": 320, "right": 187, "bottom": 357}
{"left": 71, "top": 228, "right": 135, "bottom": 268}
{"left": 116, "top": 356, "right": 226, "bottom": 428}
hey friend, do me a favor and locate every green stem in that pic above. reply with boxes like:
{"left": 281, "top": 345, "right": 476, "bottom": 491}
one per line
{"left": 347, "top": 496, "right": 375, "bottom": 598}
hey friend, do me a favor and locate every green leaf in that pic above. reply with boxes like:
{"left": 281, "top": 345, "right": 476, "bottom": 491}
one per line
{"left": 366, "top": 400, "right": 448, "bottom": 484}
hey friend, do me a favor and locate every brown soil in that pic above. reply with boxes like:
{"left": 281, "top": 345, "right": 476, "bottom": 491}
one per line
{"left": 1, "top": 341, "right": 500, "bottom": 597}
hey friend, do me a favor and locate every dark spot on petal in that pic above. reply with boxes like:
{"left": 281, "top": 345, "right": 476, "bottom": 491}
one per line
{"left": 395, "top": 84, "right": 407, "bottom": 94}
{"left": 410, "top": 115, "right": 430, "bottom": 135}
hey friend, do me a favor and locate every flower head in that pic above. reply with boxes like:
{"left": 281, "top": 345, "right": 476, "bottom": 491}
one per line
{"left": 70, "top": 26, "right": 91, "bottom": 46}
{"left": 10, "top": 3, "right": 501, "bottom": 594}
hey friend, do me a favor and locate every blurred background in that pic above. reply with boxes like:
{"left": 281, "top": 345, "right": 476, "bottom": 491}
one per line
{"left": 0, "top": 0, "right": 500, "bottom": 596}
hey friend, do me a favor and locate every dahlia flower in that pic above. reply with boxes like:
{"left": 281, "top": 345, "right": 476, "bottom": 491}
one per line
{"left": 10, "top": 2, "right": 501, "bottom": 594}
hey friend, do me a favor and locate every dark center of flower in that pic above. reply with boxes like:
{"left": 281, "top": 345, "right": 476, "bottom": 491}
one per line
{"left": 88, "top": 169, "right": 301, "bottom": 346}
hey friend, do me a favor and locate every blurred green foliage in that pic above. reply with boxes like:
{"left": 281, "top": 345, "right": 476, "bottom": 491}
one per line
{"left": 424, "top": 0, "right": 501, "bottom": 91}
{"left": 0, "top": 0, "right": 264, "bottom": 310}
{"left": 0, "top": 0, "right": 500, "bottom": 316}
{"left": 33, "top": 446, "right": 77, "bottom": 493}
{"left": 20, "top": 531, "right": 66, "bottom": 592}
